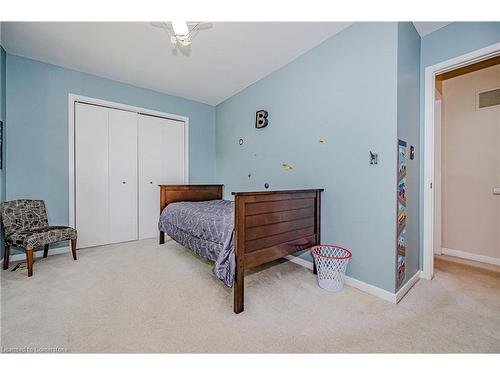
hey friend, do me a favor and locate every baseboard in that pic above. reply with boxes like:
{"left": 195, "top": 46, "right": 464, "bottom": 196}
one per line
{"left": 395, "top": 271, "right": 421, "bottom": 303}
{"left": 285, "top": 255, "right": 314, "bottom": 271}
{"left": 442, "top": 247, "right": 500, "bottom": 266}
{"left": 6, "top": 246, "right": 71, "bottom": 262}
{"left": 284, "top": 255, "right": 417, "bottom": 304}
{"left": 420, "top": 270, "right": 432, "bottom": 280}
{"left": 344, "top": 273, "right": 397, "bottom": 303}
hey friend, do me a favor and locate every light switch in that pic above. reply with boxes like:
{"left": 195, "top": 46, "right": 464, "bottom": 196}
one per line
{"left": 493, "top": 188, "right": 500, "bottom": 195}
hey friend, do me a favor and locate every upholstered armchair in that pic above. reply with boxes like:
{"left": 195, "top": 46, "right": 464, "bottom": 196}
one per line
{"left": 1, "top": 199, "right": 78, "bottom": 276}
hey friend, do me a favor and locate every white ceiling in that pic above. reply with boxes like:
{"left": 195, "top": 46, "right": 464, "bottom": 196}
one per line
{"left": 412, "top": 22, "right": 450, "bottom": 37}
{"left": 2, "top": 22, "right": 353, "bottom": 105}
{"left": 2, "top": 22, "right": 452, "bottom": 105}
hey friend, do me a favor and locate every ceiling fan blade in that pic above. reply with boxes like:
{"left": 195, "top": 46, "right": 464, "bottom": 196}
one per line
{"left": 196, "top": 22, "right": 213, "bottom": 30}
{"left": 178, "top": 44, "right": 192, "bottom": 57}
{"left": 188, "top": 22, "right": 213, "bottom": 32}
{"left": 150, "top": 22, "right": 171, "bottom": 30}
{"left": 171, "top": 41, "right": 191, "bottom": 57}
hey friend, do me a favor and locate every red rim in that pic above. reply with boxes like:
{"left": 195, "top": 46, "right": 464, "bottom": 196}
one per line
{"left": 311, "top": 245, "right": 352, "bottom": 260}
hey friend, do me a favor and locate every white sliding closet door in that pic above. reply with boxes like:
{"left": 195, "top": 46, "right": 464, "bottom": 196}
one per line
{"left": 75, "top": 103, "right": 138, "bottom": 248}
{"left": 75, "top": 103, "right": 109, "bottom": 248}
{"left": 108, "top": 108, "right": 138, "bottom": 243}
{"left": 138, "top": 115, "right": 185, "bottom": 239}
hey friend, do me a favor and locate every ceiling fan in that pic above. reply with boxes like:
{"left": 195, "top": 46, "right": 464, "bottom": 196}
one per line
{"left": 151, "top": 21, "right": 212, "bottom": 56}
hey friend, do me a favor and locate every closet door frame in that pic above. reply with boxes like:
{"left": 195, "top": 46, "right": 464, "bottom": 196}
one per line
{"left": 68, "top": 93, "right": 189, "bottom": 230}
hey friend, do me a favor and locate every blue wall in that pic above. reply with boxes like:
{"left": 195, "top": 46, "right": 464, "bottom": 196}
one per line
{"left": 216, "top": 23, "right": 400, "bottom": 292}
{"left": 0, "top": 46, "right": 5, "bottom": 256}
{"left": 396, "top": 22, "right": 421, "bottom": 287}
{"left": 6, "top": 54, "right": 216, "bottom": 229}
{"left": 0, "top": 47, "right": 5, "bottom": 123}
{"left": 1, "top": 46, "right": 5, "bottom": 201}
{"left": 418, "top": 22, "right": 500, "bottom": 266}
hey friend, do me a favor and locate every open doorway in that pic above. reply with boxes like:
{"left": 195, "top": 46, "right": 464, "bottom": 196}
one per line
{"left": 423, "top": 43, "right": 500, "bottom": 279}
{"left": 433, "top": 55, "right": 500, "bottom": 273}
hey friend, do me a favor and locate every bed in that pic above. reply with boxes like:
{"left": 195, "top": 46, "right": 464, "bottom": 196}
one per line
{"left": 158, "top": 184, "right": 323, "bottom": 314}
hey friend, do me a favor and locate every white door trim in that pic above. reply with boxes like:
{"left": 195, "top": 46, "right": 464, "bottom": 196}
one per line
{"left": 433, "top": 92, "right": 442, "bottom": 256}
{"left": 422, "top": 42, "right": 500, "bottom": 280}
{"left": 68, "top": 94, "right": 190, "bottom": 229}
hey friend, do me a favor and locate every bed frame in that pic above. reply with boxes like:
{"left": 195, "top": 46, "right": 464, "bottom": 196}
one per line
{"left": 159, "top": 184, "right": 323, "bottom": 314}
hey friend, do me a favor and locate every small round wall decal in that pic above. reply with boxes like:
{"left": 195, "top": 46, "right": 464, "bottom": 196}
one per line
{"left": 247, "top": 173, "right": 251, "bottom": 178}
{"left": 239, "top": 138, "right": 244, "bottom": 145}
{"left": 264, "top": 183, "right": 270, "bottom": 189}
{"left": 319, "top": 138, "right": 326, "bottom": 144}
{"left": 282, "top": 163, "right": 293, "bottom": 171}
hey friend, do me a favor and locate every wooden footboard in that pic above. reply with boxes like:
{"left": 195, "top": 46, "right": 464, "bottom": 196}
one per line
{"left": 158, "top": 185, "right": 323, "bottom": 314}
{"left": 232, "top": 189, "right": 323, "bottom": 313}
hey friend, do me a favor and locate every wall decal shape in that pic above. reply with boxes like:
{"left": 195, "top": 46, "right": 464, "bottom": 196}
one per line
{"left": 239, "top": 138, "right": 244, "bottom": 145}
{"left": 282, "top": 163, "right": 293, "bottom": 171}
{"left": 255, "top": 110, "right": 268, "bottom": 129}
{"left": 264, "top": 183, "right": 270, "bottom": 189}
{"left": 396, "top": 139, "right": 407, "bottom": 289}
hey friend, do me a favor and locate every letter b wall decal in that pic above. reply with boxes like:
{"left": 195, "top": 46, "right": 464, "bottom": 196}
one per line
{"left": 255, "top": 110, "right": 268, "bottom": 129}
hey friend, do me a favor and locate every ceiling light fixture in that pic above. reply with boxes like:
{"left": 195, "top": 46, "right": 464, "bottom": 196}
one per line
{"left": 150, "top": 21, "right": 213, "bottom": 55}
{"left": 171, "top": 20, "right": 189, "bottom": 36}
{"left": 171, "top": 21, "right": 192, "bottom": 47}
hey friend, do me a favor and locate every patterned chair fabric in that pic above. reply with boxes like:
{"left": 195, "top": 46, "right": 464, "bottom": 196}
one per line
{"left": 0, "top": 199, "right": 77, "bottom": 249}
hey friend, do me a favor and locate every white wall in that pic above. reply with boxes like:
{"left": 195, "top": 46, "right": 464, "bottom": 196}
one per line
{"left": 441, "top": 64, "right": 500, "bottom": 261}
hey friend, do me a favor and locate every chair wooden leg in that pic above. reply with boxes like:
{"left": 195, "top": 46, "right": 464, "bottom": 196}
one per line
{"left": 3, "top": 244, "right": 10, "bottom": 270}
{"left": 43, "top": 244, "right": 49, "bottom": 258}
{"left": 159, "top": 231, "right": 165, "bottom": 245}
{"left": 70, "top": 239, "right": 77, "bottom": 260}
{"left": 26, "top": 249, "right": 34, "bottom": 277}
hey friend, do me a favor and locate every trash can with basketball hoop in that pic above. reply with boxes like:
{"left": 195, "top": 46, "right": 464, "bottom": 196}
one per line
{"left": 311, "top": 245, "right": 352, "bottom": 292}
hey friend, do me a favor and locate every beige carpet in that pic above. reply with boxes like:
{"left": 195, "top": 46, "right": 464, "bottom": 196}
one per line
{"left": 1, "top": 239, "right": 499, "bottom": 353}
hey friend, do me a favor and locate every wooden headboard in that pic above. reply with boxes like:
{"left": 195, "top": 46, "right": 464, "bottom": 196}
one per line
{"left": 159, "top": 184, "right": 223, "bottom": 213}
{"left": 158, "top": 184, "right": 223, "bottom": 245}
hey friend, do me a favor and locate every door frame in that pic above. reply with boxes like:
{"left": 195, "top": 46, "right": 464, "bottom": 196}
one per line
{"left": 68, "top": 93, "right": 190, "bottom": 229}
{"left": 422, "top": 42, "right": 500, "bottom": 279}
{"left": 433, "top": 89, "right": 442, "bottom": 257}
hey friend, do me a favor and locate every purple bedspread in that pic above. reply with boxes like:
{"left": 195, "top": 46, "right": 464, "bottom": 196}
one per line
{"left": 158, "top": 200, "right": 235, "bottom": 287}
